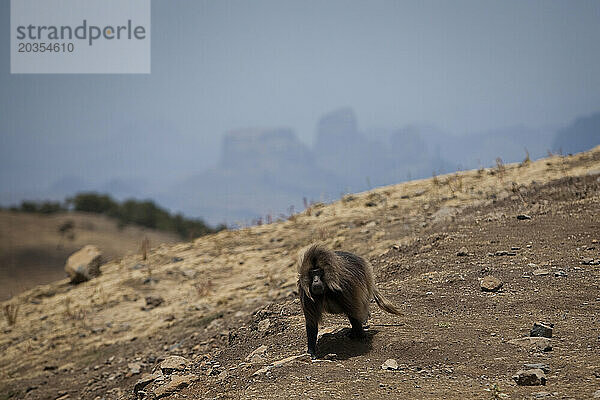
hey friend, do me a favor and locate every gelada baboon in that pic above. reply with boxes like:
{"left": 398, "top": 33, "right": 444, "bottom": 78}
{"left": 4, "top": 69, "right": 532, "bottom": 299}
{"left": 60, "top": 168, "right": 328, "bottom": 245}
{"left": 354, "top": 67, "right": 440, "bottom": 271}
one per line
{"left": 297, "top": 243, "right": 401, "bottom": 357}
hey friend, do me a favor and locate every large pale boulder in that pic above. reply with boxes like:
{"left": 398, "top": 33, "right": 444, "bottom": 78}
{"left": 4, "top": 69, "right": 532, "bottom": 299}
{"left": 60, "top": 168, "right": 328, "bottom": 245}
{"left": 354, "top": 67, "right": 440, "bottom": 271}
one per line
{"left": 65, "top": 245, "right": 103, "bottom": 283}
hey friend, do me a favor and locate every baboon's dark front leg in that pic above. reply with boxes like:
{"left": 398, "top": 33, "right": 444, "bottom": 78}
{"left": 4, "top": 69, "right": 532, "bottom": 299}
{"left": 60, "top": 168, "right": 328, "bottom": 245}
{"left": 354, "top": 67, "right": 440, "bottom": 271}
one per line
{"left": 306, "top": 322, "right": 318, "bottom": 358}
{"left": 348, "top": 316, "right": 366, "bottom": 339}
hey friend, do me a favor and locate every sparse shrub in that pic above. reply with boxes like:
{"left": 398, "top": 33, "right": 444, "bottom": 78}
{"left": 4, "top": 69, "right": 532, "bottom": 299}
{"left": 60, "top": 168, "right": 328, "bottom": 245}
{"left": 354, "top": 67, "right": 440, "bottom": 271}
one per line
{"left": 432, "top": 171, "right": 440, "bottom": 187}
{"left": 3, "top": 303, "right": 19, "bottom": 326}
{"left": 495, "top": 157, "right": 506, "bottom": 181}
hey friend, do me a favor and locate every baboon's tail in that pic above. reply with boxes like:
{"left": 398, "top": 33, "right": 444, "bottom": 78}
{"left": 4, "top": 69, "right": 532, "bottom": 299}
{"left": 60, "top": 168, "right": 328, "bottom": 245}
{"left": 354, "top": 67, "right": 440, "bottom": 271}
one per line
{"left": 373, "top": 288, "right": 402, "bottom": 315}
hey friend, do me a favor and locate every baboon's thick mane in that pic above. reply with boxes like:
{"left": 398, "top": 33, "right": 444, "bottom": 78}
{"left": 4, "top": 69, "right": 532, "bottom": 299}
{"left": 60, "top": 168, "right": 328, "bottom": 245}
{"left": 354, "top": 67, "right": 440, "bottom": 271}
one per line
{"left": 297, "top": 243, "right": 342, "bottom": 299}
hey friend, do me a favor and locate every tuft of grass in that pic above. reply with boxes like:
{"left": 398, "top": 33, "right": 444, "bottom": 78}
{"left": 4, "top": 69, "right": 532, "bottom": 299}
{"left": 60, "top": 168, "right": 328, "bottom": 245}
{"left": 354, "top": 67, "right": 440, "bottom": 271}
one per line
{"left": 194, "top": 278, "right": 213, "bottom": 297}
{"left": 64, "top": 297, "right": 86, "bottom": 321}
{"left": 3, "top": 303, "right": 19, "bottom": 326}
{"left": 140, "top": 237, "right": 150, "bottom": 261}
{"left": 521, "top": 148, "right": 531, "bottom": 166}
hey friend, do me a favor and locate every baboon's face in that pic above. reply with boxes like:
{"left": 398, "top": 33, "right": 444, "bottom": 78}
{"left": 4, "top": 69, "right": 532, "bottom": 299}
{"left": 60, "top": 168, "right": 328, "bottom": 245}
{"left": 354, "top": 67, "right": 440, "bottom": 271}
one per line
{"left": 309, "top": 268, "right": 325, "bottom": 296}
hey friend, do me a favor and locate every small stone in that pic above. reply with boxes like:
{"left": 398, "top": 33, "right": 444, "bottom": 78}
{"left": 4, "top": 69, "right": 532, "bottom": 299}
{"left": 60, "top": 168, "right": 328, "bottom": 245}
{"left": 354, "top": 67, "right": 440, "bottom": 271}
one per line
{"left": 480, "top": 276, "right": 503, "bottom": 292}
{"left": 593, "top": 389, "right": 600, "bottom": 398}
{"left": 533, "top": 268, "right": 550, "bottom": 276}
{"left": 381, "top": 359, "right": 399, "bottom": 370}
{"left": 153, "top": 374, "right": 197, "bottom": 398}
{"left": 524, "top": 363, "right": 551, "bottom": 373}
{"left": 513, "top": 368, "right": 546, "bottom": 386}
{"left": 258, "top": 319, "right": 271, "bottom": 332}
{"left": 511, "top": 246, "right": 520, "bottom": 250}
{"left": 218, "top": 370, "right": 228, "bottom": 381}
{"left": 495, "top": 250, "right": 508, "bottom": 256}
{"left": 143, "top": 277, "right": 158, "bottom": 285}
{"left": 508, "top": 337, "right": 552, "bottom": 352}
{"left": 457, "top": 247, "right": 469, "bottom": 256}
{"left": 582, "top": 258, "right": 595, "bottom": 265}
{"left": 517, "top": 214, "right": 532, "bottom": 220}
{"left": 143, "top": 296, "right": 164, "bottom": 310}
{"left": 554, "top": 270, "right": 568, "bottom": 277}
{"left": 182, "top": 269, "right": 197, "bottom": 279}
{"left": 159, "top": 356, "right": 189, "bottom": 374}
{"left": 133, "top": 372, "right": 162, "bottom": 394}
{"left": 128, "top": 362, "right": 142, "bottom": 375}
{"left": 530, "top": 322, "right": 553, "bottom": 338}
{"left": 245, "top": 345, "right": 268, "bottom": 363}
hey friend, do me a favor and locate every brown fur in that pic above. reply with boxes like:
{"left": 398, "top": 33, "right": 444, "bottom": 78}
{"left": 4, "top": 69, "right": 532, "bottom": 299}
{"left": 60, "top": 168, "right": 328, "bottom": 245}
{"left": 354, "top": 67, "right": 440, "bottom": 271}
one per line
{"left": 297, "top": 243, "right": 401, "bottom": 356}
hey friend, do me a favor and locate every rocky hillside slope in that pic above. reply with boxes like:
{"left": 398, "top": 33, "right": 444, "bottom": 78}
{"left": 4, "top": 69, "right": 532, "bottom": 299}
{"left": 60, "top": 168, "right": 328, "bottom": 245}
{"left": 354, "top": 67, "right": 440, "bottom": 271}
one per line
{"left": 1, "top": 147, "right": 599, "bottom": 399}
{"left": 0, "top": 212, "right": 179, "bottom": 301}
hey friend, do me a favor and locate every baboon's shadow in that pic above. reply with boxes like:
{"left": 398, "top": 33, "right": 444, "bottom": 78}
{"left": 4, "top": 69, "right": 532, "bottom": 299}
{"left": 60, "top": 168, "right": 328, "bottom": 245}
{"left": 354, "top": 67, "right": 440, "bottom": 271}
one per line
{"left": 316, "top": 328, "right": 377, "bottom": 360}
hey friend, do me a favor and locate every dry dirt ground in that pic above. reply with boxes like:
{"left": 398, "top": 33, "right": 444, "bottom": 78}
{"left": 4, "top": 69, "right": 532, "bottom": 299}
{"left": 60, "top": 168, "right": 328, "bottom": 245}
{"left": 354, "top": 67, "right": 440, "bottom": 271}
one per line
{"left": 1, "top": 148, "right": 599, "bottom": 399}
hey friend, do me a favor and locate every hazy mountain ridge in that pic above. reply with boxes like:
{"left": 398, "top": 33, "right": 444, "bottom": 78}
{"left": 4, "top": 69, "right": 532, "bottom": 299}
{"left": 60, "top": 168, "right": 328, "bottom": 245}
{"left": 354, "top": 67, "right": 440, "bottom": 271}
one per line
{"left": 2, "top": 109, "right": 599, "bottom": 225}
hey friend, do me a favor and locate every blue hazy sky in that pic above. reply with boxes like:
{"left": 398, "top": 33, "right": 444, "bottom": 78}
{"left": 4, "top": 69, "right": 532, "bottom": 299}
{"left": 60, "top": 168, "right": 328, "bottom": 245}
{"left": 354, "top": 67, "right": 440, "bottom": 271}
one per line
{"left": 1, "top": 0, "right": 599, "bottom": 200}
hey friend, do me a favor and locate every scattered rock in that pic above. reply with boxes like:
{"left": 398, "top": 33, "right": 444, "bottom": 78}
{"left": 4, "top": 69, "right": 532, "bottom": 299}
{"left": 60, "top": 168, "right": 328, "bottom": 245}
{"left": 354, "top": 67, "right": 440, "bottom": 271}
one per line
{"left": 258, "top": 318, "right": 271, "bottom": 332}
{"left": 159, "top": 356, "right": 189, "bottom": 374}
{"left": 517, "top": 214, "right": 532, "bottom": 220}
{"left": 495, "top": 250, "right": 508, "bottom": 256}
{"left": 594, "top": 389, "right": 600, "bottom": 398}
{"left": 533, "top": 268, "right": 550, "bottom": 276}
{"left": 457, "top": 247, "right": 469, "bottom": 256}
{"left": 182, "top": 269, "right": 197, "bottom": 279}
{"left": 142, "top": 296, "right": 164, "bottom": 311}
{"left": 530, "top": 322, "right": 553, "bottom": 338}
{"left": 153, "top": 374, "right": 198, "bottom": 399}
{"left": 133, "top": 371, "right": 163, "bottom": 395}
{"left": 524, "top": 363, "right": 551, "bottom": 373}
{"left": 508, "top": 337, "right": 552, "bottom": 352}
{"left": 252, "top": 354, "right": 311, "bottom": 376}
{"left": 480, "top": 276, "right": 503, "bottom": 292}
{"left": 245, "top": 345, "right": 268, "bottom": 363}
{"left": 64, "top": 245, "right": 103, "bottom": 284}
{"left": 128, "top": 362, "right": 142, "bottom": 375}
{"left": 582, "top": 258, "right": 596, "bottom": 265}
{"left": 171, "top": 257, "right": 184, "bottom": 263}
{"left": 381, "top": 359, "right": 399, "bottom": 370}
{"left": 142, "top": 277, "right": 158, "bottom": 285}
{"left": 554, "top": 270, "right": 568, "bottom": 277}
{"left": 512, "top": 368, "right": 546, "bottom": 386}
